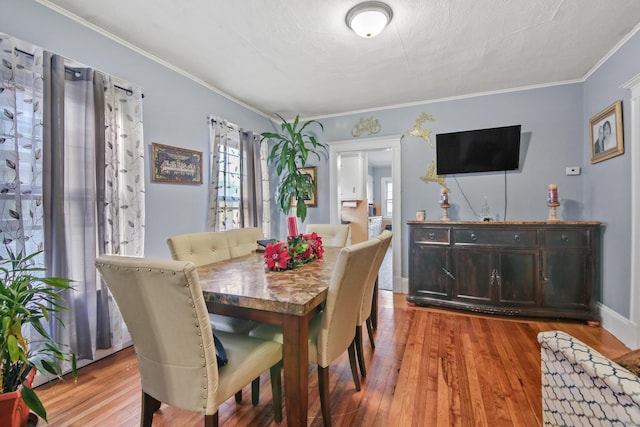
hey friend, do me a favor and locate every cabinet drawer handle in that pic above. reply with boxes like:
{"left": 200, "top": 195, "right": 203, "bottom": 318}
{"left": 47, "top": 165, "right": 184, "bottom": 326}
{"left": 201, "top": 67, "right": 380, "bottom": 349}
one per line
{"left": 470, "top": 233, "right": 477, "bottom": 241}
{"left": 561, "top": 234, "right": 569, "bottom": 242}
{"left": 442, "top": 268, "right": 455, "bottom": 280}
{"left": 513, "top": 234, "right": 521, "bottom": 242}
{"left": 428, "top": 232, "right": 436, "bottom": 240}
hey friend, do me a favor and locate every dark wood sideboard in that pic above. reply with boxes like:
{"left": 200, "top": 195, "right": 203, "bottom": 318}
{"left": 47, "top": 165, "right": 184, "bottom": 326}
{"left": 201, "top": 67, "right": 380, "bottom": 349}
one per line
{"left": 407, "top": 221, "right": 601, "bottom": 324}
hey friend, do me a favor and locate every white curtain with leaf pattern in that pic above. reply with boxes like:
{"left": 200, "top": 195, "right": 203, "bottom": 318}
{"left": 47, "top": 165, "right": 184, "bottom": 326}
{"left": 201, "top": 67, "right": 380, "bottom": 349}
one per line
{"left": 0, "top": 32, "right": 144, "bottom": 368}
{"left": 207, "top": 116, "right": 270, "bottom": 236}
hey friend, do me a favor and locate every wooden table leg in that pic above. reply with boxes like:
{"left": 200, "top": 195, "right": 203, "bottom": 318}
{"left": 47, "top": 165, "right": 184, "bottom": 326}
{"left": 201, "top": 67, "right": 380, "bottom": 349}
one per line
{"left": 282, "top": 313, "right": 309, "bottom": 426}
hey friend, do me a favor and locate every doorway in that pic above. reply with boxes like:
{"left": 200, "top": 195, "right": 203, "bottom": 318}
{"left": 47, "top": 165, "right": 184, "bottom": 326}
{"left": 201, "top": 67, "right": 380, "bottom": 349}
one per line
{"left": 328, "top": 135, "right": 404, "bottom": 293}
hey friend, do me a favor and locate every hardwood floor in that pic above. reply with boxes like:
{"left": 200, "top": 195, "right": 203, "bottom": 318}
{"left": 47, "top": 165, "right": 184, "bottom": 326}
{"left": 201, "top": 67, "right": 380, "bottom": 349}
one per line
{"left": 35, "top": 291, "right": 630, "bottom": 426}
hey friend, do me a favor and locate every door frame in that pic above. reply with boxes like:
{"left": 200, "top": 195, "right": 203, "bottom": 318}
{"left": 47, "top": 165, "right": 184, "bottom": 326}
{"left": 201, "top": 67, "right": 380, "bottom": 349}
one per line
{"left": 328, "top": 135, "right": 404, "bottom": 293}
{"left": 624, "top": 74, "right": 640, "bottom": 348}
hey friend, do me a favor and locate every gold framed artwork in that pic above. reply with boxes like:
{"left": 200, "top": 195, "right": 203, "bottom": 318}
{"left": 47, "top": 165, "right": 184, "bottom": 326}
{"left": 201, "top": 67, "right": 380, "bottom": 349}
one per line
{"left": 292, "top": 166, "right": 317, "bottom": 207}
{"left": 151, "top": 143, "right": 203, "bottom": 184}
{"left": 590, "top": 100, "right": 624, "bottom": 164}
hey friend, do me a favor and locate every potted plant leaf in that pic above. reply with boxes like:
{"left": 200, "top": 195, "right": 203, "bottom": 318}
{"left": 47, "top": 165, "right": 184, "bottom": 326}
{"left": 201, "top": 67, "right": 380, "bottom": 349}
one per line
{"left": 0, "top": 248, "right": 77, "bottom": 425}
{"left": 261, "top": 114, "right": 327, "bottom": 223}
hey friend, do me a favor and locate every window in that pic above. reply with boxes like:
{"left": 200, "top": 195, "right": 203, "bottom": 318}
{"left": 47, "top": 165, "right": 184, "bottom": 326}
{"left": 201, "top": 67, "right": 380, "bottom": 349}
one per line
{"left": 216, "top": 142, "right": 242, "bottom": 229}
{"left": 381, "top": 177, "right": 392, "bottom": 218}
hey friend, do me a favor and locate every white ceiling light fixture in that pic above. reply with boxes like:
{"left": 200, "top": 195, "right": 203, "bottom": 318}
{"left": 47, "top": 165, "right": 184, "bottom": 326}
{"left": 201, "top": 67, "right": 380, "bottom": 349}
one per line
{"left": 346, "top": 1, "right": 393, "bottom": 38}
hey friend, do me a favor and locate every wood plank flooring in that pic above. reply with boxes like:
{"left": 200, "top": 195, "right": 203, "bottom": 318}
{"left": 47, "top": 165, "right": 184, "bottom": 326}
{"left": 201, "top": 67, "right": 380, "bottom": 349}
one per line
{"left": 34, "top": 292, "right": 630, "bottom": 426}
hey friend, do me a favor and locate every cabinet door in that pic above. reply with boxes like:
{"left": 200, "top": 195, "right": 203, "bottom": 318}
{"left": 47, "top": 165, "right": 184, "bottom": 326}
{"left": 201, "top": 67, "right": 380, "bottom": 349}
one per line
{"left": 542, "top": 249, "right": 590, "bottom": 309}
{"left": 409, "top": 245, "right": 451, "bottom": 300}
{"left": 452, "top": 247, "right": 493, "bottom": 304}
{"left": 497, "top": 250, "right": 538, "bottom": 307}
{"left": 339, "top": 155, "right": 363, "bottom": 200}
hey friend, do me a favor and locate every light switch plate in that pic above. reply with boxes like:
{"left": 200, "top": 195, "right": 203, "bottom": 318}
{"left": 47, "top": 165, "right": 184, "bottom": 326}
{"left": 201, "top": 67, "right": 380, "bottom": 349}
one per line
{"left": 566, "top": 166, "right": 581, "bottom": 176}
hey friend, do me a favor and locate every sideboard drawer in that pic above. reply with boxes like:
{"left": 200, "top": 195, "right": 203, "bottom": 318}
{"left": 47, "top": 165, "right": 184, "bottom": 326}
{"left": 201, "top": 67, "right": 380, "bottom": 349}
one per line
{"left": 544, "top": 229, "right": 589, "bottom": 248}
{"left": 453, "top": 228, "right": 537, "bottom": 247}
{"left": 412, "top": 227, "right": 450, "bottom": 244}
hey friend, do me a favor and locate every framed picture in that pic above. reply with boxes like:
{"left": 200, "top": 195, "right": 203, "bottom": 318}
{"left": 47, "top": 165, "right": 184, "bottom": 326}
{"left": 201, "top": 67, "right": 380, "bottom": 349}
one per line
{"left": 292, "top": 166, "right": 317, "bottom": 207}
{"left": 151, "top": 143, "right": 203, "bottom": 184}
{"left": 590, "top": 100, "right": 624, "bottom": 164}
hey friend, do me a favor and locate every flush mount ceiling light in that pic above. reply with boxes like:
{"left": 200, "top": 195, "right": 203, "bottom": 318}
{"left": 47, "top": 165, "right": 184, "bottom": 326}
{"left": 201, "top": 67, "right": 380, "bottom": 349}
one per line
{"left": 346, "top": 1, "right": 393, "bottom": 38}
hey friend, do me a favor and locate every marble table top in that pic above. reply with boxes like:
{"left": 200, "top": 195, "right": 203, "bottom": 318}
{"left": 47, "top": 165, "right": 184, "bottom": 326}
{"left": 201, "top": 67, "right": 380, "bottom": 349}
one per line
{"left": 197, "top": 247, "right": 339, "bottom": 316}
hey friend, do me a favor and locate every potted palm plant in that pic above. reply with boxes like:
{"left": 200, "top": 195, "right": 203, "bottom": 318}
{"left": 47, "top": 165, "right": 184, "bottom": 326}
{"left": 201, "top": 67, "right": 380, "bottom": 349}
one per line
{"left": 0, "top": 248, "right": 77, "bottom": 426}
{"left": 261, "top": 114, "right": 327, "bottom": 223}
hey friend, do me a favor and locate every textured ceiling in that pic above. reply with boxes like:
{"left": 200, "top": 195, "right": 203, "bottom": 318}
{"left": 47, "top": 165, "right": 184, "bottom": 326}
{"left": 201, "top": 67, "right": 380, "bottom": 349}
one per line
{"left": 39, "top": 0, "right": 640, "bottom": 120}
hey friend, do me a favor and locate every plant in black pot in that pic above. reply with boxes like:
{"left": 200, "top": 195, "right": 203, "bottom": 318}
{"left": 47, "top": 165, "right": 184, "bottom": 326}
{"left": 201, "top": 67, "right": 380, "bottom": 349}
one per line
{"left": 261, "top": 114, "right": 327, "bottom": 224}
{"left": 0, "top": 249, "right": 77, "bottom": 425}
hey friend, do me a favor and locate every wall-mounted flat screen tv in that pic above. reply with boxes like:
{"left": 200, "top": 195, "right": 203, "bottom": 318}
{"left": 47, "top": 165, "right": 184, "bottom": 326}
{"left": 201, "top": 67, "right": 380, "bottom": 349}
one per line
{"left": 436, "top": 125, "right": 521, "bottom": 174}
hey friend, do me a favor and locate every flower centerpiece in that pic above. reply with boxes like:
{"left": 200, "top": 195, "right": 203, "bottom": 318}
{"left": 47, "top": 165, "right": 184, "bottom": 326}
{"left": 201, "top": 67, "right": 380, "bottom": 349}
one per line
{"left": 264, "top": 232, "right": 324, "bottom": 271}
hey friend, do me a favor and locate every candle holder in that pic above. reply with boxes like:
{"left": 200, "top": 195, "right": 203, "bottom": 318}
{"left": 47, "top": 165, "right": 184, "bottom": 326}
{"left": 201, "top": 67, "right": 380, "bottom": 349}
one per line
{"left": 547, "top": 202, "right": 560, "bottom": 222}
{"left": 440, "top": 187, "right": 451, "bottom": 221}
{"left": 440, "top": 203, "right": 451, "bottom": 221}
{"left": 547, "top": 184, "right": 560, "bottom": 222}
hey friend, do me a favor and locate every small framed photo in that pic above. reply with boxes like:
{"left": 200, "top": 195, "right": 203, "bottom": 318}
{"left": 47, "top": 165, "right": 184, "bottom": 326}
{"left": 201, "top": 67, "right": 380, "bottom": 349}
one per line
{"left": 151, "top": 143, "right": 203, "bottom": 184}
{"left": 590, "top": 100, "right": 624, "bottom": 164}
{"left": 292, "top": 166, "right": 317, "bottom": 207}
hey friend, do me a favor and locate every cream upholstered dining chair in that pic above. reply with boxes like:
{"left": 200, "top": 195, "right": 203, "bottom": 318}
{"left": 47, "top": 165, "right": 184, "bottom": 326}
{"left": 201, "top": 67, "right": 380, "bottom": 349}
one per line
{"left": 225, "top": 227, "right": 264, "bottom": 258}
{"left": 94, "top": 255, "right": 283, "bottom": 427}
{"left": 167, "top": 231, "right": 231, "bottom": 265}
{"left": 305, "top": 223, "right": 350, "bottom": 248}
{"left": 354, "top": 230, "right": 392, "bottom": 377}
{"left": 250, "top": 238, "right": 381, "bottom": 427}
{"left": 166, "top": 232, "right": 257, "bottom": 335}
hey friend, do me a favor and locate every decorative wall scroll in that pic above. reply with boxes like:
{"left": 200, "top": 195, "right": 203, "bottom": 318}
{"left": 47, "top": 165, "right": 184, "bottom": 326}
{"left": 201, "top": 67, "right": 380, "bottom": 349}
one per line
{"left": 351, "top": 117, "right": 381, "bottom": 137}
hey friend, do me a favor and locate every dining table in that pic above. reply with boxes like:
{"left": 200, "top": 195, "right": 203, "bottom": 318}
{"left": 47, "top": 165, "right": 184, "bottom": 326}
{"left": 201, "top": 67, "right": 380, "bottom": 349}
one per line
{"left": 196, "top": 246, "right": 341, "bottom": 426}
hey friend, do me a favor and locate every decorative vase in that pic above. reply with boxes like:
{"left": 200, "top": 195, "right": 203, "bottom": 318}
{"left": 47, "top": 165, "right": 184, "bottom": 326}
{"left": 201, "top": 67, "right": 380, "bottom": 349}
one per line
{"left": 287, "top": 216, "right": 299, "bottom": 237}
{"left": 0, "top": 370, "right": 36, "bottom": 427}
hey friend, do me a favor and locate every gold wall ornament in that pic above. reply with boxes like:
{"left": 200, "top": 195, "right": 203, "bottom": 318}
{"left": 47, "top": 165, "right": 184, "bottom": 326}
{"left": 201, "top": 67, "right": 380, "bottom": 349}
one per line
{"left": 408, "top": 113, "right": 436, "bottom": 148}
{"left": 420, "top": 160, "right": 446, "bottom": 186}
{"left": 351, "top": 117, "right": 381, "bottom": 137}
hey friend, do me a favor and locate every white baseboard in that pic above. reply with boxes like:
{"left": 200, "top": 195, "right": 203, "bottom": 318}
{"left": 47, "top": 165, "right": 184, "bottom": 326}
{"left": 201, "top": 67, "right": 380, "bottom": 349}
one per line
{"left": 598, "top": 302, "right": 638, "bottom": 349}
{"left": 393, "top": 276, "right": 408, "bottom": 294}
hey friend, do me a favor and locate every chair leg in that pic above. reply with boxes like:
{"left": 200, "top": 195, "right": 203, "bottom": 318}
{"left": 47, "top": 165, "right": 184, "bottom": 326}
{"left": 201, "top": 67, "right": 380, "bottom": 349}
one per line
{"left": 270, "top": 361, "right": 283, "bottom": 423}
{"left": 204, "top": 413, "right": 218, "bottom": 427}
{"left": 347, "top": 342, "right": 361, "bottom": 391}
{"left": 371, "top": 275, "right": 378, "bottom": 329}
{"left": 318, "top": 366, "right": 332, "bottom": 427}
{"left": 234, "top": 390, "right": 242, "bottom": 403}
{"left": 366, "top": 316, "right": 375, "bottom": 349}
{"left": 354, "top": 325, "right": 366, "bottom": 377}
{"left": 251, "top": 377, "right": 260, "bottom": 406}
{"left": 141, "top": 392, "right": 160, "bottom": 427}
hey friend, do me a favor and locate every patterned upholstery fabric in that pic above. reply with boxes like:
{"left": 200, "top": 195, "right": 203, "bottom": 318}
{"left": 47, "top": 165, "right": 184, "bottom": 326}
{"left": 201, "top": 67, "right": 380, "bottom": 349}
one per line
{"left": 538, "top": 330, "right": 640, "bottom": 426}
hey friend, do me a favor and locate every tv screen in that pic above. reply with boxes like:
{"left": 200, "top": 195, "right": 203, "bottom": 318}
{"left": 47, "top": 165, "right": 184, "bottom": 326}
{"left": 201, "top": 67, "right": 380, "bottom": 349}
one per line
{"left": 436, "top": 125, "right": 521, "bottom": 174}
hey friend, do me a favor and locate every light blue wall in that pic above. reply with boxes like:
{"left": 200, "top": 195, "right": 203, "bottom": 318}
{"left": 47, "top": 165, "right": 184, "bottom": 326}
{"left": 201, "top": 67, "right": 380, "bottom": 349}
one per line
{"left": 583, "top": 32, "right": 640, "bottom": 318}
{"left": 1, "top": 0, "right": 273, "bottom": 259}
{"left": 3, "top": 0, "right": 637, "bottom": 320}
{"left": 316, "top": 84, "right": 586, "bottom": 284}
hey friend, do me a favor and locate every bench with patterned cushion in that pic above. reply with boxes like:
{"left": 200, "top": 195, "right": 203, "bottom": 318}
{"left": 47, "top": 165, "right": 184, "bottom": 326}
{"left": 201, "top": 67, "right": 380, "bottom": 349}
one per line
{"left": 538, "top": 330, "right": 640, "bottom": 426}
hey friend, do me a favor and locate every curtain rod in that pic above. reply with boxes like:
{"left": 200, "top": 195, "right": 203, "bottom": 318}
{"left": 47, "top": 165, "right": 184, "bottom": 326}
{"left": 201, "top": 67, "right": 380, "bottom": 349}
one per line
{"left": 13, "top": 48, "right": 144, "bottom": 99}
{"left": 209, "top": 117, "right": 252, "bottom": 135}
{"left": 14, "top": 48, "right": 34, "bottom": 58}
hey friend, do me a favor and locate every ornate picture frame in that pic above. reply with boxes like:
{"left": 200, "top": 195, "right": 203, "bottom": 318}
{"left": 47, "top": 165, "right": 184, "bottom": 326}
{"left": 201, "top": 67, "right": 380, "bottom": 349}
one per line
{"left": 292, "top": 166, "right": 317, "bottom": 207}
{"left": 590, "top": 100, "right": 624, "bottom": 164}
{"left": 151, "top": 143, "right": 203, "bottom": 184}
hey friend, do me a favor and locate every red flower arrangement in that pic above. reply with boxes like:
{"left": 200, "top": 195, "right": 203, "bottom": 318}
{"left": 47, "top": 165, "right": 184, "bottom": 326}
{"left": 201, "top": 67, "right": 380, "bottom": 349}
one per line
{"left": 264, "top": 232, "right": 324, "bottom": 271}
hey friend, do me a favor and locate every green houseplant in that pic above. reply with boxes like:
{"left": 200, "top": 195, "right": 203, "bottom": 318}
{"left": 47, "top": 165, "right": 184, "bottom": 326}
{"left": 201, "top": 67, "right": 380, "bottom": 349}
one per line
{"left": 261, "top": 114, "right": 327, "bottom": 223}
{"left": 0, "top": 249, "right": 77, "bottom": 424}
